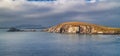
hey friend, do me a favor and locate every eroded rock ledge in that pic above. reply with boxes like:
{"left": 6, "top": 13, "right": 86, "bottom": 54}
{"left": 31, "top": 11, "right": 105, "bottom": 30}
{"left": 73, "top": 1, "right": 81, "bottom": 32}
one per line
{"left": 44, "top": 22, "right": 120, "bottom": 34}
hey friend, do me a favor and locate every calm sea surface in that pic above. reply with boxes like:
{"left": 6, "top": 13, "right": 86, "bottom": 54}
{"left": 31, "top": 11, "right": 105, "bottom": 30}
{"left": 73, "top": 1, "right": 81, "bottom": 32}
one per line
{"left": 0, "top": 29, "right": 120, "bottom": 56}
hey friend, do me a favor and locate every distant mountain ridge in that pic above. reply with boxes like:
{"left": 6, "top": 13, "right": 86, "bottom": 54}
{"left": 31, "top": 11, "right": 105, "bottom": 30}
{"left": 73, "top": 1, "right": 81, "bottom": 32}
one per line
{"left": 15, "top": 24, "right": 46, "bottom": 29}
{"left": 45, "top": 22, "right": 120, "bottom": 34}
{"left": 0, "top": 24, "right": 47, "bottom": 29}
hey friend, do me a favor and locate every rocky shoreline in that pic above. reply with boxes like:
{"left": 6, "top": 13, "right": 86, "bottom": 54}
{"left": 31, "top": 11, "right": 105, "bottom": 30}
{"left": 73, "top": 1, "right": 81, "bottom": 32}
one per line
{"left": 7, "top": 22, "right": 120, "bottom": 35}
{"left": 44, "top": 22, "right": 120, "bottom": 34}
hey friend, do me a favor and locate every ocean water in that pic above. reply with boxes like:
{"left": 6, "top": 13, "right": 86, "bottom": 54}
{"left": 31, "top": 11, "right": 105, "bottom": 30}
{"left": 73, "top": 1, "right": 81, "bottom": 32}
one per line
{"left": 0, "top": 29, "right": 120, "bottom": 56}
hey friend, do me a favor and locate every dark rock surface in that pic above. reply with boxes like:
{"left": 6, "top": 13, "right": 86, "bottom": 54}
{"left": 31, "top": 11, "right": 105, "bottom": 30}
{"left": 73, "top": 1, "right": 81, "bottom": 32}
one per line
{"left": 7, "top": 27, "right": 22, "bottom": 32}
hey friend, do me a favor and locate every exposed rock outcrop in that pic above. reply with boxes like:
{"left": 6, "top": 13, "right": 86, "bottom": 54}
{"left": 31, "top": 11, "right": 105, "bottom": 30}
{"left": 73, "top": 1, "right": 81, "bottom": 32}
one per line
{"left": 45, "top": 22, "right": 120, "bottom": 34}
{"left": 7, "top": 27, "right": 37, "bottom": 32}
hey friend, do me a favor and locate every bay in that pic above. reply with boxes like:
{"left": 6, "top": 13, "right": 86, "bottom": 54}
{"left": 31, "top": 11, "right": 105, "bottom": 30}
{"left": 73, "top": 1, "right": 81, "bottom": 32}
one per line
{"left": 0, "top": 29, "right": 120, "bottom": 56}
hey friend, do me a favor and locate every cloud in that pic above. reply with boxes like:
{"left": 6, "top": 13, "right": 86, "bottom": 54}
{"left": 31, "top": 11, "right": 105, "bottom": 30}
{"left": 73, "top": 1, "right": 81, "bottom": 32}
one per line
{"left": 0, "top": 0, "right": 119, "bottom": 11}
{"left": 0, "top": 0, "right": 120, "bottom": 27}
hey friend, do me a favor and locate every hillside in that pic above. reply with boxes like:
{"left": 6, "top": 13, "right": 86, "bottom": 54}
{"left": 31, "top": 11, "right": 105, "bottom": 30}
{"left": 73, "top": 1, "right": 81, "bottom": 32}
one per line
{"left": 45, "top": 22, "right": 120, "bottom": 34}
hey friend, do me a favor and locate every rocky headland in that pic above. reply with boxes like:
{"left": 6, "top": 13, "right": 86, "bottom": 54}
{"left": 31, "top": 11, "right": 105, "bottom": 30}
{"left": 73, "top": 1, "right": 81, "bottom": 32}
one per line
{"left": 44, "top": 22, "right": 120, "bottom": 34}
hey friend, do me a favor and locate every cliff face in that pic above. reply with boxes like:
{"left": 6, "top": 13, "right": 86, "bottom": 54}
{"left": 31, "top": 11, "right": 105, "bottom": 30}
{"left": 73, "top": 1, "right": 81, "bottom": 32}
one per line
{"left": 45, "top": 22, "right": 120, "bottom": 34}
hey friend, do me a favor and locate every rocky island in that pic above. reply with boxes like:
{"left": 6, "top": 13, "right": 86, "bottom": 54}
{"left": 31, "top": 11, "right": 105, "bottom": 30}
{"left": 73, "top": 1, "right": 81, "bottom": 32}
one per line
{"left": 44, "top": 22, "right": 120, "bottom": 34}
{"left": 7, "top": 27, "right": 37, "bottom": 32}
{"left": 7, "top": 27, "right": 22, "bottom": 32}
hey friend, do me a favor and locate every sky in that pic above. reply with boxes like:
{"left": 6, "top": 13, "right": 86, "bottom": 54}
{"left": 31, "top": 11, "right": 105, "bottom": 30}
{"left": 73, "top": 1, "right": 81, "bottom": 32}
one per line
{"left": 0, "top": 0, "right": 120, "bottom": 27}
